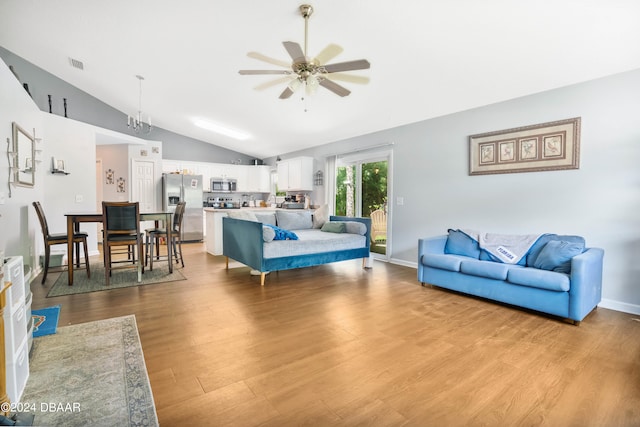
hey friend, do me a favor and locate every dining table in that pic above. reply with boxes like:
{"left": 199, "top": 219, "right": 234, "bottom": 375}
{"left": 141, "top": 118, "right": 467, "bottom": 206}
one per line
{"left": 64, "top": 211, "right": 174, "bottom": 286}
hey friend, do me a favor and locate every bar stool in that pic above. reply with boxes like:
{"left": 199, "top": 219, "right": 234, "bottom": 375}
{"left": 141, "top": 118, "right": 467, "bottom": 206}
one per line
{"left": 145, "top": 201, "right": 186, "bottom": 270}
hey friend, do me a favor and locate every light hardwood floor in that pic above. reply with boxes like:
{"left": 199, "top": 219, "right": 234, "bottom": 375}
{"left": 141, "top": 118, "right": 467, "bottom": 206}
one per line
{"left": 31, "top": 243, "right": 640, "bottom": 426}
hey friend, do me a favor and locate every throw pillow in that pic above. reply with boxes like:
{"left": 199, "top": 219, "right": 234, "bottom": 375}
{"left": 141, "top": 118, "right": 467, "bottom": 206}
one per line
{"left": 276, "top": 210, "right": 313, "bottom": 230}
{"left": 227, "top": 210, "right": 258, "bottom": 222}
{"left": 262, "top": 225, "right": 276, "bottom": 242}
{"left": 312, "top": 204, "right": 329, "bottom": 229}
{"left": 321, "top": 221, "right": 346, "bottom": 233}
{"left": 444, "top": 229, "right": 480, "bottom": 259}
{"left": 255, "top": 212, "right": 277, "bottom": 226}
{"left": 533, "top": 240, "right": 585, "bottom": 273}
{"left": 344, "top": 221, "right": 367, "bottom": 236}
{"left": 264, "top": 224, "right": 299, "bottom": 240}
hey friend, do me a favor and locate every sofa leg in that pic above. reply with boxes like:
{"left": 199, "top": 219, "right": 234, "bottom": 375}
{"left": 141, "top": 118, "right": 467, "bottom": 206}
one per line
{"left": 225, "top": 256, "right": 229, "bottom": 270}
{"left": 260, "top": 272, "right": 266, "bottom": 286}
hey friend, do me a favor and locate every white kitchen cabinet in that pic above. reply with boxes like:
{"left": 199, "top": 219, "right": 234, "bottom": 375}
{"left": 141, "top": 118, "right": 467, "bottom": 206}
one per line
{"left": 245, "top": 165, "right": 270, "bottom": 193}
{"left": 234, "top": 165, "right": 250, "bottom": 192}
{"left": 277, "top": 157, "right": 313, "bottom": 191}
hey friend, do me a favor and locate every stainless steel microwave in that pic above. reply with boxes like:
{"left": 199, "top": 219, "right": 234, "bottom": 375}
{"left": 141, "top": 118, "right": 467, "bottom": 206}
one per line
{"left": 211, "top": 178, "right": 237, "bottom": 192}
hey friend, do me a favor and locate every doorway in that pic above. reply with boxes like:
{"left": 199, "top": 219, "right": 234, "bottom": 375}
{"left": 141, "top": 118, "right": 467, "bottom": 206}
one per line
{"left": 335, "top": 151, "right": 390, "bottom": 258}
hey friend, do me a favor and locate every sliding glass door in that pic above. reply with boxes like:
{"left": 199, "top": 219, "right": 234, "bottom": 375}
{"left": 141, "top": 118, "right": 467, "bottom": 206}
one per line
{"left": 336, "top": 153, "right": 389, "bottom": 257}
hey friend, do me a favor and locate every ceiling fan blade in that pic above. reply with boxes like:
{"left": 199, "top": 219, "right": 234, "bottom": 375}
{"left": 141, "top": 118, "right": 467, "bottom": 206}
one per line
{"left": 239, "top": 70, "right": 291, "bottom": 75}
{"left": 254, "top": 76, "right": 293, "bottom": 91}
{"left": 319, "top": 79, "right": 351, "bottom": 97}
{"left": 279, "top": 87, "right": 295, "bottom": 99}
{"left": 327, "top": 73, "right": 370, "bottom": 85}
{"left": 247, "top": 52, "right": 291, "bottom": 68}
{"left": 313, "top": 43, "right": 343, "bottom": 65}
{"left": 323, "top": 59, "right": 371, "bottom": 73}
{"left": 283, "top": 41, "right": 305, "bottom": 62}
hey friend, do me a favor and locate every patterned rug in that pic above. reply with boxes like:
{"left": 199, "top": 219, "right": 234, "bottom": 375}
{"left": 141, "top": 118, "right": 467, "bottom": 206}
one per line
{"left": 21, "top": 315, "right": 158, "bottom": 427}
{"left": 47, "top": 261, "right": 186, "bottom": 297}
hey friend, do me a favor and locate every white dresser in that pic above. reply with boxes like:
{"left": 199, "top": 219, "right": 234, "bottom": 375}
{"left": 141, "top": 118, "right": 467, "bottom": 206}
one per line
{"left": 3, "top": 256, "right": 29, "bottom": 403}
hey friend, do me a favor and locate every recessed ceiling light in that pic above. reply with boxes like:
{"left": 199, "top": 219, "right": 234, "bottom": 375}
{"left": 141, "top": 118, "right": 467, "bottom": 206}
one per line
{"left": 193, "top": 119, "right": 250, "bottom": 140}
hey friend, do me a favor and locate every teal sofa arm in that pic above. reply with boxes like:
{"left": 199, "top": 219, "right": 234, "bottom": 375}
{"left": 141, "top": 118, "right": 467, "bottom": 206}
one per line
{"left": 222, "top": 217, "right": 264, "bottom": 271}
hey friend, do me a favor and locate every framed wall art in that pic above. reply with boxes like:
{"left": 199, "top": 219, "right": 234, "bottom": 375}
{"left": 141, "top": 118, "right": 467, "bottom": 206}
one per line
{"left": 469, "top": 117, "right": 580, "bottom": 175}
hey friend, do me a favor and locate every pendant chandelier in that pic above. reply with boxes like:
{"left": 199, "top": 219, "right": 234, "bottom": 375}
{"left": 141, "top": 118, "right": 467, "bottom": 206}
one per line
{"left": 127, "top": 75, "right": 152, "bottom": 134}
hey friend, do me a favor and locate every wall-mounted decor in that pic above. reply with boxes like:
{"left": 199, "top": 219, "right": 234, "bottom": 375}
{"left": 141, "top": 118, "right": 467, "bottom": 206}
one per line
{"left": 10, "top": 122, "right": 36, "bottom": 187}
{"left": 117, "top": 177, "right": 126, "bottom": 193}
{"left": 106, "top": 169, "right": 115, "bottom": 184}
{"left": 469, "top": 117, "right": 580, "bottom": 175}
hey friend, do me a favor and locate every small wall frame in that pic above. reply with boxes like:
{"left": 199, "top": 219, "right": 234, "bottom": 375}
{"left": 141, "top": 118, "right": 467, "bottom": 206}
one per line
{"left": 469, "top": 117, "right": 580, "bottom": 175}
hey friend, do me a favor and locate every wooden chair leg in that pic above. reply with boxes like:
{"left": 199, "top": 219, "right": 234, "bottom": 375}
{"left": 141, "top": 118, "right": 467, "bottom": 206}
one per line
{"left": 149, "top": 234, "right": 155, "bottom": 271}
{"left": 105, "top": 244, "right": 111, "bottom": 286}
{"left": 137, "top": 241, "right": 143, "bottom": 282}
{"left": 82, "top": 238, "right": 90, "bottom": 278}
{"left": 41, "top": 245, "right": 50, "bottom": 284}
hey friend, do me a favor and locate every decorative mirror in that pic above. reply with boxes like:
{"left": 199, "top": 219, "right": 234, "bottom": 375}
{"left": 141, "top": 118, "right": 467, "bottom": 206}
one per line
{"left": 12, "top": 122, "right": 35, "bottom": 187}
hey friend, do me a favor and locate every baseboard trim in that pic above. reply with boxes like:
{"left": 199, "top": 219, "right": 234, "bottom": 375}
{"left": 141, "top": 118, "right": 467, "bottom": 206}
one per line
{"left": 389, "top": 258, "right": 417, "bottom": 269}
{"left": 599, "top": 299, "right": 640, "bottom": 316}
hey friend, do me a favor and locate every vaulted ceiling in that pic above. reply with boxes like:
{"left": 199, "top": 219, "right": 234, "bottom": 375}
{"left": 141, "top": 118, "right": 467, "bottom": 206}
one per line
{"left": 1, "top": 1, "right": 639, "bottom": 158}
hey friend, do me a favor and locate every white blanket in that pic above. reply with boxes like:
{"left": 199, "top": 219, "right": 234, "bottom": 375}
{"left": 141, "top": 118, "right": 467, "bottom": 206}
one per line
{"left": 460, "top": 229, "right": 543, "bottom": 264}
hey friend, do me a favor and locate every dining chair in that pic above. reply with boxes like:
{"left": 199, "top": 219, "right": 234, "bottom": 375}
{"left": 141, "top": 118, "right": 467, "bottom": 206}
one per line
{"left": 145, "top": 201, "right": 186, "bottom": 270}
{"left": 102, "top": 201, "right": 143, "bottom": 286}
{"left": 33, "top": 201, "right": 90, "bottom": 284}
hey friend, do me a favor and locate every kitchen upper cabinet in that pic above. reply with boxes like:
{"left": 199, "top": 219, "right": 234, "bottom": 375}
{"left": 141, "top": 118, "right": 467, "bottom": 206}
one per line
{"left": 277, "top": 157, "right": 313, "bottom": 192}
{"left": 250, "top": 165, "right": 270, "bottom": 192}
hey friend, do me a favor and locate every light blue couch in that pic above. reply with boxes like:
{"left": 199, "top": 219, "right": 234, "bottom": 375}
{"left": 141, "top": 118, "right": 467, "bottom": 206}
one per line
{"left": 223, "top": 213, "right": 371, "bottom": 286}
{"left": 418, "top": 233, "right": 604, "bottom": 324}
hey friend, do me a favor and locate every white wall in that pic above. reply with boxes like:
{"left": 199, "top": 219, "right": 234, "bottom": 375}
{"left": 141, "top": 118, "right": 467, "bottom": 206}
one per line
{"left": 281, "top": 68, "right": 640, "bottom": 315}
{"left": 0, "top": 58, "right": 44, "bottom": 277}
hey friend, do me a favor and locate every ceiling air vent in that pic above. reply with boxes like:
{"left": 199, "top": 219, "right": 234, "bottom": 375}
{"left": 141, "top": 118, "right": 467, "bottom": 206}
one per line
{"left": 69, "top": 57, "right": 84, "bottom": 70}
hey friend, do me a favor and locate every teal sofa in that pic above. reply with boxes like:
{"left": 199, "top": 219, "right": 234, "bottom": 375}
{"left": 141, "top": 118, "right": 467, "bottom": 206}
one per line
{"left": 418, "top": 232, "right": 604, "bottom": 324}
{"left": 223, "top": 213, "right": 371, "bottom": 286}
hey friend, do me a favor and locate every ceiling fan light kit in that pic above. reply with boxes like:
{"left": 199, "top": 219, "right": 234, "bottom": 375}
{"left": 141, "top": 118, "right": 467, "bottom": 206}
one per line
{"left": 239, "top": 4, "right": 370, "bottom": 101}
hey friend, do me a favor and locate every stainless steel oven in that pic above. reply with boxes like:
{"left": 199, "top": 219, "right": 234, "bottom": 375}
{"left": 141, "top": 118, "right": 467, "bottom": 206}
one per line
{"left": 210, "top": 178, "right": 237, "bottom": 192}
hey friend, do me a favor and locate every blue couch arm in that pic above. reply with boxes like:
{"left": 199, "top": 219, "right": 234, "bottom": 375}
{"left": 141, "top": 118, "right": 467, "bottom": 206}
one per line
{"left": 417, "top": 235, "right": 447, "bottom": 282}
{"left": 569, "top": 247, "right": 604, "bottom": 321}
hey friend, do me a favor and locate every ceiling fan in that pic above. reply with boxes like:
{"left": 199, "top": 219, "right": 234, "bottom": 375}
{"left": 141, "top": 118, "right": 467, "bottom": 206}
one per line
{"left": 238, "top": 4, "right": 370, "bottom": 99}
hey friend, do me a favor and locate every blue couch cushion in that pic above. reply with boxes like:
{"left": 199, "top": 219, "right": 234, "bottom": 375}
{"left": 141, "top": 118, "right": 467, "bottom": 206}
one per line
{"left": 507, "top": 267, "right": 570, "bottom": 292}
{"left": 533, "top": 240, "right": 585, "bottom": 273}
{"left": 527, "top": 234, "right": 585, "bottom": 267}
{"left": 460, "top": 259, "right": 510, "bottom": 280}
{"left": 444, "top": 229, "right": 480, "bottom": 259}
{"left": 421, "top": 253, "right": 466, "bottom": 272}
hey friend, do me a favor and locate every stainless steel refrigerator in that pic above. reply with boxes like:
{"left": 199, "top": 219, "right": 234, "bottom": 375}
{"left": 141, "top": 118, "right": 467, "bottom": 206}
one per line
{"left": 162, "top": 173, "right": 203, "bottom": 241}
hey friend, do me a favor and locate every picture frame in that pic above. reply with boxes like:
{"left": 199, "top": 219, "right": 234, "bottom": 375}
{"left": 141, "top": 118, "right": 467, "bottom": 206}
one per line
{"left": 469, "top": 117, "right": 580, "bottom": 175}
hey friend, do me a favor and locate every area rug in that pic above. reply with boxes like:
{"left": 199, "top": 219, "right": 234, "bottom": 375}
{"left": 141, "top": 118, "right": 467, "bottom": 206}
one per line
{"left": 47, "top": 262, "right": 186, "bottom": 297}
{"left": 32, "top": 305, "right": 61, "bottom": 337}
{"left": 20, "top": 315, "right": 158, "bottom": 427}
